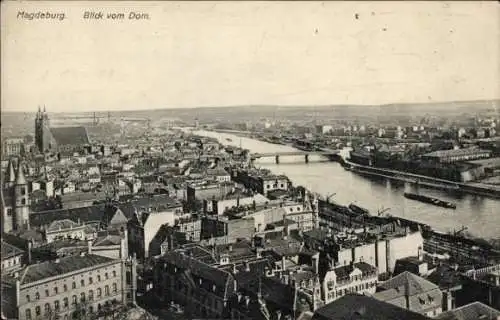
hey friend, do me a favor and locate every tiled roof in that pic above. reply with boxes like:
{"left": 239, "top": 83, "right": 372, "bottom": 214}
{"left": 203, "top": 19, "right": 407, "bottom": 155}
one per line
{"left": 1, "top": 276, "right": 17, "bottom": 319}
{"left": 93, "top": 234, "right": 122, "bottom": 247}
{"left": 20, "top": 254, "right": 115, "bottom": 285}
{"left": 378, "top": 271, "right": 439, "bottom": 296}
{"left": 50, "top": 126, "right": 90, "bottom": 146}
{"left": 46, "top": 219, "right": 81, "bottom": 232}
{"left": 312, "top": 294, "right": 431, "bottom": 320}
{"left": 30, "top": 205, "right": 105, "bottom": 228}
{"left": 436, "top": 302, "right": 500, "bottom": 320}
{"left": 160, "top": 250, "right": 235, "bottom": 299}
{"left": 1, "top": 240, "right": 24, "bottom": 259}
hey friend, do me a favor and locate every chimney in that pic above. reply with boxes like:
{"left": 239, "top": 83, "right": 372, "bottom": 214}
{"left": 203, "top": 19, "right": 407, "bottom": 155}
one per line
{"left": 80, "top": 252, "right": 86, "bottom": 257}
{"left": 27, "top": 240, "right": 33, "bottom": 264}
{"left": 417, "top": 246, "right": 423, "bottom": 261}
{"left": 281, "top": 256, "right": 286, "bottom": 271}
{"left": 55, "top": 258, "right": 60, "bottom": 263}
{"left": 87, "top": 240, "right": 92, "bottom": 254}
{"left": 228, "top": 244, "right": 233, "bottom": 252}
{"left": 312, "top": 252, "right": 320, "bottom": 274}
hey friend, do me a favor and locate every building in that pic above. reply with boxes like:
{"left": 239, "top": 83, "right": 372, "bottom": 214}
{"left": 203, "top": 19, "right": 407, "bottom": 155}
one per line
{"left": 209, "top": 192, "right": 269, "bottom": 216}
{"left": 1, "top": 158, "right": 30, "bottom": 233}
{"left": 373, "top": 271, "right": 443, "bottom": 318}
{"left": 34, "top": 107, "right": 90, "bottom": 156}
{"left": 206, "top": 167, "right": 231, "bottom": 183}
{"left": 422, "top": 147, "right": 492, "bottom": 164}
{"left": 154, "top": 249, "right": 236, "bottom": 319}
{"left": 235, "top": 170, "right": 289, "bottom": 196}
{"left": 321, "top": 262, "right": 378, "bottom": 304}
{"left": 2, "top": 138, "right": 25, "bottom": 158}
{"left": 127, "top": 195, "right": 184, "bottom": 258}
{"left": 43, "top": 219, "right": 90, "bottom": 243}
{"left": 311, "top": 294, "right": 432, "bottom": 320}
{"left": 335, "top": 230, "right": 424, "bottom": 275}
{"left": 315, "top": 125, "right": 333, "bottom": 135}
{"left": 436, "top": 301, "right": 500, "bottom": 320}
{"left": 1, "top": 240, "right": 25, "bottom": 274}
{"left": 1, "top": 252, "right": 137, "bottom": 320}
{"left": 201, "top": 216, "right": 255, "bottom": 245}
{"left": 186, "top": 181, "right": 234, "bottom": 211}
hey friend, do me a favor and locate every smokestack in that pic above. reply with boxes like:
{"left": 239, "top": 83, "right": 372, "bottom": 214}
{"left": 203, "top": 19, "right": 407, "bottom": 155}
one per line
{"left": 87, "top": 240, "right": 92, "bottom": 254}
{"left": 28, "top": 240, "right": 33, "bottom": 264}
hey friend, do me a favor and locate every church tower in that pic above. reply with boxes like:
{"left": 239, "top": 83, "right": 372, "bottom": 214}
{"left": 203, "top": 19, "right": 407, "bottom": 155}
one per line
{"left": 35, "top": 105, "right": 51, "bottom": 153}
{"left": 5, "top": 158, "right": 16, "bottom": 189}
{"left": 14, "top": 160, "right": 30, "bottom": 231}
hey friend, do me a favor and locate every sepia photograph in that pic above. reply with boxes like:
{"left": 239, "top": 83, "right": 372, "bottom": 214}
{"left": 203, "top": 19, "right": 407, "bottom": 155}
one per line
{"left": 1, "top": 1, "right": 499, "bottom": 319}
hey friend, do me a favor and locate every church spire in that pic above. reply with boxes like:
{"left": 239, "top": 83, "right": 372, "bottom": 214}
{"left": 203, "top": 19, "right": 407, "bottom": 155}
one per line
{"left": 7, "top": 159, "right": 16, "bottom": 184}
{"left": 15, "top": 160, "right": 27, "bottom": 185}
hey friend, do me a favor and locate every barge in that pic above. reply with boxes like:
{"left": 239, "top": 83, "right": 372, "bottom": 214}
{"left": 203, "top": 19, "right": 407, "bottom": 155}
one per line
{"left": 404, "top": 192, "right": 456, "bottom": 209}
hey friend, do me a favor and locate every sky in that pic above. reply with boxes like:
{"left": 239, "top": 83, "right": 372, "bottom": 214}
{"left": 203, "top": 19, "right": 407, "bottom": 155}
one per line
{"left": 1, "top": 1, "right": 499, "bottom": 113}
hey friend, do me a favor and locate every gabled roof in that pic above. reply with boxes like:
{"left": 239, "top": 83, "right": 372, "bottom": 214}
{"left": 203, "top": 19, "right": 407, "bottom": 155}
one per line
{"left": 160, "top": 250, "right": 235, "bottom": 300}
{"left": 378, "top": 271, "right": 439, "bottom": 296}
{"left": 1, "top": 240, "right": 24, "bottom": 260}
{"left": 19, "top": 254, "right": 115, "bottom": 285}
{"left": 312, "top": 294, "right": 431, "bottom": 320}
{"left": 50, "top": 126, "right": 90, "bottom": 146}
{"left": 436, "top": 302, "right": 500, "bottom": 320}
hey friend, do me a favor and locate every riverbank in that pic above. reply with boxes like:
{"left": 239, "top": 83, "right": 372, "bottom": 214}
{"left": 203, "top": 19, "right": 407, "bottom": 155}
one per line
{"left": 343, "top": 158, "right": 500, "bottom": 199}
{"left": 195, "top": 129, "right": 500, "bottom": 239}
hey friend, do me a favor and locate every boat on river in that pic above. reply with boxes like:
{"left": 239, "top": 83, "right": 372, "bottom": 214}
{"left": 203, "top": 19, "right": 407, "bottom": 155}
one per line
{"left": 404, "top": 192, "right": 456, "bottom": 209}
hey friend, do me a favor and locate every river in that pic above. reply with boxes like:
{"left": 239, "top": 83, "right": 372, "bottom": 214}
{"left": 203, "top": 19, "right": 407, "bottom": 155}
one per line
{"left": 194, "top": 130, "right": 500, "bottom": 239}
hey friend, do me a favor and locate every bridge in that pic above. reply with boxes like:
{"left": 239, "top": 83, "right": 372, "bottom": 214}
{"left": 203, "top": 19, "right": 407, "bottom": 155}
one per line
{"left": 250, "top": 149, "right": 341, "bottom": 164}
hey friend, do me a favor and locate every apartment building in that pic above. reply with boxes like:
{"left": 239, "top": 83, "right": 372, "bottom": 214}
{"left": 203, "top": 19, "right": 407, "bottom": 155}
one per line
{"left": 2, "top": 252, "right": 137, "bottom": 320}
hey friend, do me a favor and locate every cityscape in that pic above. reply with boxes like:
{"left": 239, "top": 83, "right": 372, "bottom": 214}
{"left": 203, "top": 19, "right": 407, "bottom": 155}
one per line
{"left": 1, "top": 100, "right": 499, "bottom": 320}
{"left": 2, "top": 1, "right": 500, "bottom": 320}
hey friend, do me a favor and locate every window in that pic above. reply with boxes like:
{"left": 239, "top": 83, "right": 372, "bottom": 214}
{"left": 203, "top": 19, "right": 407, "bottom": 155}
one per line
{"left": 54, "top": 300, "right": 60, "bottom": 311}
{"left": 63, "top": 284, "right": 68, "bottom": 292}
{"left": 112, "top": 283, "right": 117, "bottom": 293}
{"left": 105, "top": 272, "right": 109, "bottom": 280}
{"left": 54, "top": 287, "right": 58, "bottom": 294}
{"left": 80, "top": 292, "right": 86, "bottom": 303}
{"left": 105, "top": 285, "right": 110, "bottom": 296}
{"left": 45, "top": 289, "right": 49, "bottom": 297}
{"left": 35, "top": 306, "right": 41, "bottom": 316}
{"left": 97, "top": 275, "right": 101, "bottom": 282}
{"left": 26, "top": 295, "right": 30, "bottom": 302}
{"left": 89, "top": 290, "right": 94, "bottom": 301}
{"left": 72, "top": 282, "right": 76, "bottom": 289}
{"left": 72, "top": 295, "right": 77, "bottom": 306}
{"left": 89, "top": 277, "right": 93, "bottom": 284}
{"left": 81, "top": 279, "right": 85, "bottom": 287}
{"left": 35, "top": 292, "right": 40, "bottom": 300}
{"left": 7, "top": 208, "right": 12, "bottom": 216}
{"left": 44, "top": 303, "right": 51, "bottom": 314}
{"left": 97, "top": 288, "right": 102, "bottom": 298}
{"left": 89, "top": 306, "right": 93, "bottom": 314}
{"left": 25, "top": 309, "right": 32, "bottom": 320}
{"left": 63, "top": 297, "right": 69, "bottom": 308}
{"left": 112, "top": 271, "right": 116, "bottom": 278}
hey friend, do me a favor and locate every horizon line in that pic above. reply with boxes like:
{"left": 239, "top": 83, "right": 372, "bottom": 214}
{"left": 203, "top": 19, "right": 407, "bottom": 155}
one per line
{"left": 2, "top": 98, "right": 499, "bottom": 114}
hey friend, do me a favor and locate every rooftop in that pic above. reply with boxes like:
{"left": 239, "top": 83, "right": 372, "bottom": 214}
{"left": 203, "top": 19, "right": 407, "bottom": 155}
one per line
{"left": 312, "top": 294, "right": 431, "bottom": 320}
{"left": 19, "top": 254, "right": 115, "bottom": 285}
{"left": 1, "top": 240, "right": 24, "bottom": 260}
{"left": 436, "top": 302, "right": 500, "bottom": 320}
